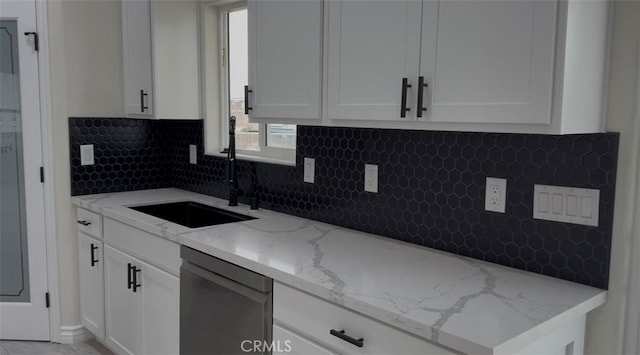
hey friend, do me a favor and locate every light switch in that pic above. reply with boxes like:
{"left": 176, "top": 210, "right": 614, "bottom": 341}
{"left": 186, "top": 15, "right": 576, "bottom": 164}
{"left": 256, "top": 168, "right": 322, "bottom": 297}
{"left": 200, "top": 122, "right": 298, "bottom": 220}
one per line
{"left": 80, "top": 144, "right": 94, "bottom": 166}
{"left": 364, "top": 164, "right": 378, "bottom": 193}
{"left": 189, "top": 144, "right": 197, "bottom": 165}
{"left": 533, "top": 184, "right": 600, "bottom": 226}
{"left": 567, "top": 195, "right": 578, "bottom": 216}
{"left": 304, "top": 157, "right": 315, "bottom": 183}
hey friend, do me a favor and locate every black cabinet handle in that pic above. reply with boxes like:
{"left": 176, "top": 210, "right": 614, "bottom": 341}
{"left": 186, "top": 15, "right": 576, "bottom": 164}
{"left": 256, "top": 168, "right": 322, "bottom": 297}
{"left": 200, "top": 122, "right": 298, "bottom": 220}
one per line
{"left": 77, "top": 220, "right": 91, "bottom": 226}
{"left": 416, "top": 76, "right": 429, "bottom": 118}
{"left": 127, "top": 263, "right": 133, "bottom": 289}
{"left": 140, "top": 90, "right": 148, "bottom": 113}
{"left": 244, "top": 85, "right": 253, "bottom": 114}
{"left": 400, "top": 78, "right": 411, "bottom": 118}
{"left": 132, "top": 266, "right": 141, "bottom": 293}
{"left": 90, "top": 244, "right": 98, "bottom": 267}
{"left": 330, "top": 329, "right": 363, "bottom": 348}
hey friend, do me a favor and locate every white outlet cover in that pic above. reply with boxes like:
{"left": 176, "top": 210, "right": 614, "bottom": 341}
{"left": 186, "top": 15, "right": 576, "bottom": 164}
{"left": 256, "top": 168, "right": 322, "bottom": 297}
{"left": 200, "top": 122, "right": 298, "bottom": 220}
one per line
{"left": 364, "top": 164, "right": 378, "bottom": 193}
{"left": 80, "top": 144, "right": 95, "bottom": 166}
{"left": 304, "top": 157, "right": 315, "bottom": 183}
{"left": 485, "top": 177, "right": 507, "bottom": 213}
{"left": 189, "top": 144, "right": 197, "bottom": 164}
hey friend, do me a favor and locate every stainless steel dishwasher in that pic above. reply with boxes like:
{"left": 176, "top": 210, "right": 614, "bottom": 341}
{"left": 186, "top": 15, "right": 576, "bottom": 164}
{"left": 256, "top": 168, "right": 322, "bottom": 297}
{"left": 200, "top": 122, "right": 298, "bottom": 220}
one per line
{"left": 180, "top": 246, "right": 273, "bottom": 355}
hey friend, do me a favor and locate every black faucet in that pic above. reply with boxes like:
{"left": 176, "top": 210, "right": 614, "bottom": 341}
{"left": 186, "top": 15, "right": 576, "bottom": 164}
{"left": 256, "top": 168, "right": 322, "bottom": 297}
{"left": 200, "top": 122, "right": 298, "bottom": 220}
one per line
{"left": 227, "top": 116, "right": 241, "bottom": 206}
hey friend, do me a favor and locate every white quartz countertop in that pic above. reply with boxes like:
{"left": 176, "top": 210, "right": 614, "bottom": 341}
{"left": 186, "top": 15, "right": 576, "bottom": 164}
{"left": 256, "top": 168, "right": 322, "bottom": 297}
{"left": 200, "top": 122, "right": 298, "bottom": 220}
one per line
{"left": 71, "top": 188, "right": 606, "bottom": 354}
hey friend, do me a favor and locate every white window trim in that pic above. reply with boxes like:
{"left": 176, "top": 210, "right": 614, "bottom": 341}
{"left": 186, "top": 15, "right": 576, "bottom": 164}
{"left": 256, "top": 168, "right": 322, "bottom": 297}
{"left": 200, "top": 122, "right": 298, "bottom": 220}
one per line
{"left": 202, "top": 0, "right": 296, "bottom": 165}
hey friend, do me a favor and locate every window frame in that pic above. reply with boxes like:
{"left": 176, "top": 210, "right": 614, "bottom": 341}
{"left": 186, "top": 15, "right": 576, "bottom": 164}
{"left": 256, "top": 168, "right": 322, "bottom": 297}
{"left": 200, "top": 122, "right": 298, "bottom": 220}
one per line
{"left": 202, "top": 0, "right": 296, "bottom": 166}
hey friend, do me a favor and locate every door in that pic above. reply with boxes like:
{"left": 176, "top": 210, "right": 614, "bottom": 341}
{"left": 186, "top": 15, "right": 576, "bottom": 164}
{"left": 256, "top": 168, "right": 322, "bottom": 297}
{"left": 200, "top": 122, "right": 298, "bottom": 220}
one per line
{"left": 122, "top": 0, "right": 153, "bottom": 116}
{"left": 104, "top": 246, "right": 141, "bottom": 355}
{"left": 139, "top": 260, "right": 179, "bottom": 355}
{"left": 326, "top": 0, "right": 423, "bottom": 121}
{"left": 0, "top": 0, "right": 49, "bottom": 340}
{"left": 248, "top": 0, "right": 323, "bottom": 120}
{"left": 78, "top": 233, "right": 105, "bottom": 340}
{"left": 420, "top": 0, "right": 557, "bottom": 124}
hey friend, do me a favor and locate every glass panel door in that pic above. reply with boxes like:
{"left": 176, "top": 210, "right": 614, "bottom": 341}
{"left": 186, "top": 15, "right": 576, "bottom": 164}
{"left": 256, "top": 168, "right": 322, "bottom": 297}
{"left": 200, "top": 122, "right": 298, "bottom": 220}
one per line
{"left": 0, "top": 19, "right": 30, "bottom": 303}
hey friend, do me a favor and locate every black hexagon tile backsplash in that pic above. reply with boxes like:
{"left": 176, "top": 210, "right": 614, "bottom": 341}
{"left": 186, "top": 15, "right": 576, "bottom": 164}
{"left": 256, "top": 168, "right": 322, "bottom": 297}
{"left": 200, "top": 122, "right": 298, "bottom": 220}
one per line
{"left": 70, "top": 117, "right": 619, "bottom": 289}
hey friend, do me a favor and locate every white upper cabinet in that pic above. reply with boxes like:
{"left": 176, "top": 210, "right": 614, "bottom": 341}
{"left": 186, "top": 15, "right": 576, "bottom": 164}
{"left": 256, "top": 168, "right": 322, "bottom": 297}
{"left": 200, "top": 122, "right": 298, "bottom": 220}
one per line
{"left": 319, "top": 0, "right": 607, "bottom": 134}
{"left": 122, "top": 0, "right": 200, "bottom": 119}
{"left": 325, "top": 0, "right": 423, "bottom": 121}
{"left": 122, "top": 0, "right": 153, "bottom": 117}
{"left": 248, "top": 0, "right": 323, "bottom": 121}
{"left": 421, "top": 0, "right": 557, "bottom": 126}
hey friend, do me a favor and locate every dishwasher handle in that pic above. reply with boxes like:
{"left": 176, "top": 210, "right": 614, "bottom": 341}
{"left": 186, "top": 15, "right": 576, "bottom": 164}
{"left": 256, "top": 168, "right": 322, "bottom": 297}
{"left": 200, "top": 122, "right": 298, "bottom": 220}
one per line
{"left": 181, "top": 262, "right": 270, "bottom": 304}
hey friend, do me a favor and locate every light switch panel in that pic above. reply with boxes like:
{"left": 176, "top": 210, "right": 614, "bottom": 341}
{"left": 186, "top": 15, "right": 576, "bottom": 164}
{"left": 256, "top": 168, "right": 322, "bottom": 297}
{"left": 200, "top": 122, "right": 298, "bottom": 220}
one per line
{"left": 80, "top": 144, "right": 94, "bottom": 166}
{"left": 533, "top": 184, "right": 600, "bottom": 226}
{"left": 364, "top": 164, "right": 378, "bottom": 193}
{"left": 189, "top": 144, "right": 197, "bottom": 165}
{"left": 304, "top": 157, "right": 315, "bottom": 183}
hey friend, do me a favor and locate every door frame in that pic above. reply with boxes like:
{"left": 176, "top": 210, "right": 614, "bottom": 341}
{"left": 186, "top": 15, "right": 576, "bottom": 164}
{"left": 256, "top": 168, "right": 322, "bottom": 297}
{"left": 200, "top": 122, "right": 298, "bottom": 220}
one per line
{"left": 35, "top": 0, "right": 61, "bottom": 343}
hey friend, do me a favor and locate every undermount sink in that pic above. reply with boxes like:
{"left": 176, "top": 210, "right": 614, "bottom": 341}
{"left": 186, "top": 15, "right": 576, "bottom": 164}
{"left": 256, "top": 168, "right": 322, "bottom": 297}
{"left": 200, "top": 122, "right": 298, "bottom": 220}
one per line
{"left": 129, "top": 201, "right": 256, "bottom": 228}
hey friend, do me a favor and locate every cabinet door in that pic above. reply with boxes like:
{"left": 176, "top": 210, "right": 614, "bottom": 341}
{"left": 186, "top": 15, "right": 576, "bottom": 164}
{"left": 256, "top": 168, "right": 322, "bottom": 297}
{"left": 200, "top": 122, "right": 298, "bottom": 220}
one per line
{"left": 421, "top": 0, "right": 557, "bottom": 124}
{"left": 122, "top": 0, "right": 153, "bottom": 116}
{"left": 77, "top": 233, "right": 105, "bottom": 340}
{"left": 104, "top": 246, "right": 141, "bottom": 355}
{"left": 139, "top": 260, "right": 180, "bottom": 355}
{"left": 273, "top": 324, "right": 337, "bottom": 355}
{"left": 326, "top": 0, "right": 423, "bottom": 121}
{"left": 248, "top": 0, "right": 323, "bottom": 120}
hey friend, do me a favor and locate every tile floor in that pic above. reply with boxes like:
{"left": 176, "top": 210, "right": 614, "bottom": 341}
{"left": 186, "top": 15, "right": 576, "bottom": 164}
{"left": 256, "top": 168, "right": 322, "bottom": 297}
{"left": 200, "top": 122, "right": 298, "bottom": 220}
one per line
{"left": 0, "top": 339, "right": 113, "bottom": 355}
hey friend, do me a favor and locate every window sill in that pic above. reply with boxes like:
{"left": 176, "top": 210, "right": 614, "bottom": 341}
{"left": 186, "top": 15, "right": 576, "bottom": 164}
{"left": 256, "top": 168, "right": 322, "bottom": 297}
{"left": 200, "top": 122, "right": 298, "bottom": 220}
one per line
{"left": 205, "top": 151, "right": 297, "bottom": 167}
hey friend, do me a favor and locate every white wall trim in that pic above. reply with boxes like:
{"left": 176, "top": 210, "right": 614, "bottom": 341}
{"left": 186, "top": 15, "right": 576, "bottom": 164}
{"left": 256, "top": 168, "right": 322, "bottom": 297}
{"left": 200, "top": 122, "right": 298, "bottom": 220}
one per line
{"left": 35, "top": 0, "right": 61, "bottom": 344}
{"left": 623, "top": 5, "right": 640, "bottom": 353}
{"left": 59, "top": 325, "right": 93, "bottom": 344}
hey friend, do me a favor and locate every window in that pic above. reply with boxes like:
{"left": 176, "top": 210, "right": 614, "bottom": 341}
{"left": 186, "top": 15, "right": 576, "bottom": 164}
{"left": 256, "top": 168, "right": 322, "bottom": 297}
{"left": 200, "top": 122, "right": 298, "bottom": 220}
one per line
{"left": 202, "top": 1, "right": 296, "bottom": 164}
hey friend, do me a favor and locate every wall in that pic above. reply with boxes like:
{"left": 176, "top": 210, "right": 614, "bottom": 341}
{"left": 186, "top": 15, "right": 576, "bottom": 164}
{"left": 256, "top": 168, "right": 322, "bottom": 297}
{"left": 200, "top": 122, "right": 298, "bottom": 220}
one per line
{"left": 70, "top": 118, "right": 619, "bottom": 289}
{"left": 47, "top": 0, "right": 124, "bottom": 328}
{"left": 585, "top": 1, "right": 640, "bottom": 354}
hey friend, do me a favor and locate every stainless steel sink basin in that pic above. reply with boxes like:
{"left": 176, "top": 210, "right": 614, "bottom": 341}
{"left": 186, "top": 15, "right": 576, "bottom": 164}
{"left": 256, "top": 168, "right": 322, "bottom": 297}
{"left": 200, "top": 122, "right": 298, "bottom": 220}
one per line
{"left": 130, "top": 201, "right": 255, "bottom": 228}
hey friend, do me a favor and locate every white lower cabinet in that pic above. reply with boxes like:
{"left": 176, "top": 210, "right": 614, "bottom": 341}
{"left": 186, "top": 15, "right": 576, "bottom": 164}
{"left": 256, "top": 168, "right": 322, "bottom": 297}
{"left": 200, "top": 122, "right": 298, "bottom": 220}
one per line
{"left": 273, "top": 282, "right": 458, "bottom": 355}
{"left": 105, "top": 245, "right": 141, "bottom": 355}
{"left": 104, "top": 245, "right": 179, "bottom": 355}
{"left": 139, "top": 261, "right": 180, "bottom": 355}
{"left": 78, "top": 233, "right": 105, "bottom": 341}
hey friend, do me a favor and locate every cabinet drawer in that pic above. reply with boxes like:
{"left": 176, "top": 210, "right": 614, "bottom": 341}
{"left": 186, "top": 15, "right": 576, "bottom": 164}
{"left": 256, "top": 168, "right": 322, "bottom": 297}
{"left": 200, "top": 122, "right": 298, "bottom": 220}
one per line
{"left": 103, "top": 217, "right": 180, "bottom": 276}
{"left": 76, "top": 208, "right": 103, "bottom": 239}
{"left": 274, "top": 282, "right": 459, "bottom": 355}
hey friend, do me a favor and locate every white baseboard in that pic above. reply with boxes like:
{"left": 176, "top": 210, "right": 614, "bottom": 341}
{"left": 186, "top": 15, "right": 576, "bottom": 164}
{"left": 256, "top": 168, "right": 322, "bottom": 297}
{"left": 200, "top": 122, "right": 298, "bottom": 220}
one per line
{"left": 58, "top": 325, "right": 93, "bottom": 344}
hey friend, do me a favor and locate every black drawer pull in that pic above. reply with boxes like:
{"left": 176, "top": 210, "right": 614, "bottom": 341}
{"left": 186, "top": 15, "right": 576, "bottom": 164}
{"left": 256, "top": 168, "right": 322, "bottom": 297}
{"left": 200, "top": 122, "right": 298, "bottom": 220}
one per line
{"left": 416, "top": 76, "right": 428, "bottom": 118}
{"left": 77, "top": 220, "right": 91, "bottom": 226}
{"left": 90, "top": 244, "right": 98, "bottom": 267}
{"left": 400, "top": 78, "right": 411, "bottom": 118}
{"left": 330, "top": 329, "right": 363, "bottom": 348}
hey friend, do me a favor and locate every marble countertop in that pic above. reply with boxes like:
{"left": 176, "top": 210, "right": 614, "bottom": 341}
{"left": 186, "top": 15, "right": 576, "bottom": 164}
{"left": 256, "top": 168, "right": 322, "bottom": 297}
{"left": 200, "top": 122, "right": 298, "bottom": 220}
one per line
{"left": 71, "top": 188, "right": 606, "bottom": 355}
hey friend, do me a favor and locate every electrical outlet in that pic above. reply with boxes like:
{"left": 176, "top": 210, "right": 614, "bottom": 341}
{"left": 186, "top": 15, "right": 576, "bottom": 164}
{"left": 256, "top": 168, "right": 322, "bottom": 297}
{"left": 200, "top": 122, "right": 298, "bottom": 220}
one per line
{"left": 485, "top": 177, "right": 506, "bottom": 213}
{"left": 304, "top": 157, "right": 315, "bottom": 183}
{"left": 80, "top": 144, "right": 94, "bottom": 166}
{"left": 189, "top": 144, "right": 197, "bottom": 164}
{"left": 364, "top": 164, "right": 378, "bottom": 193}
